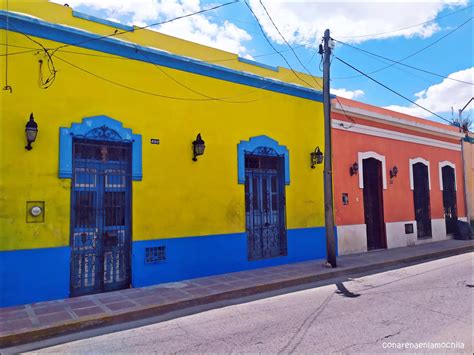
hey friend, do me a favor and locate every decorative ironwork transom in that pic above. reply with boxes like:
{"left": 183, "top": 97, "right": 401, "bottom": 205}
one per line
{"left": 85, "top": 125, "right": 123, "bottom": 141}
{"left": 248, "top": 146, "right": 280, "bottom": 157}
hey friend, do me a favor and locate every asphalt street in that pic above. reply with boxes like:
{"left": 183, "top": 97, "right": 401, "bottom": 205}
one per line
{"left": 31, "top": 253, "right": 473, "bottom": 353}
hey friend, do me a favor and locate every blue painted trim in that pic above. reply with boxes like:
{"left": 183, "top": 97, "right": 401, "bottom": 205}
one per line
{"left": 59, "top": 115, "right": 143, "bottom": 180}
{"left": 0, "top": 11, "right": 324, "bottom": 103}
{"left": 132, "top": 227, "right": 333, "bottom": 287}
{"left": 72, "top": 10, "right": 134, "bottom": 32}
{"left": 0, "top": 246, "right": 71, "bottom": 307}
{"left": 0, "top": 227, "right": 336, "bottom": 306}
{"left": 238, "top": 57, "right": 278, "bottom": 72}
{"left": 237, "top": 135, "right": 290, "bottom": 185}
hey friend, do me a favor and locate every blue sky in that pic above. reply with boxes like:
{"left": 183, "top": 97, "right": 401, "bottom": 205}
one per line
{"left": 51, "top": 0, "right": 473, "bottom": 125}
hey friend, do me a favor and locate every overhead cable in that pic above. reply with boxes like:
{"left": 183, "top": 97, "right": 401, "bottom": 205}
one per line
{"left": 257, "top": 0, "right": 322, "bottom": 89}
{"left": 334, "top": 39, "right": 473, "bottom": 85}
{"left": 333, "top": 17, "right": 473, "bottom": 80}
{"left": 243, "top": 0, "right": 318, "bottom": 90}
{"left": 335, "top": 56, "right": 452, "bottom": 124}
{"left": 336, "top": 4, "right": 473, "bottom": 39}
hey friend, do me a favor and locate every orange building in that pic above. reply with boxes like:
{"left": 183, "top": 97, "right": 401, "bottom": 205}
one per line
{"left": 332, "top": 98, "right": 467, "bottom": 255}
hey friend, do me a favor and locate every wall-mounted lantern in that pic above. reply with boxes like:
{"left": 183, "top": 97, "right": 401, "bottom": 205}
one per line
{"left": 390, "top": 165, "right": 399, "bottom": 179}
{"left": 25, "top": 113, "right": 38, "bottom": 150}
{"left": 310, "top": 146, "right": 324, "bottom": 168}
{"left": 349, "top": 162, "right": 358, "bottom": 176}
{"left": 192, "top": 133, "right": 205, "bottom": 161}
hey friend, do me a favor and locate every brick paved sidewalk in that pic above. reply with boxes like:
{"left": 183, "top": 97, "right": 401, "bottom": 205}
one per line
{"left": 1, "top": 239, "right": 473, "bottom": 348}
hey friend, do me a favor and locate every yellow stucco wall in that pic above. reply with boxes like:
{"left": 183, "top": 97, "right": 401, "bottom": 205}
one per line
{"left": 0, "top": 1, "right": 325, "bottom": 251}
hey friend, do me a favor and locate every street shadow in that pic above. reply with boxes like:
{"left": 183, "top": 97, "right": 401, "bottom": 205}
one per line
{"left": 335, "top": 282, "right": 361, "bottom": 298}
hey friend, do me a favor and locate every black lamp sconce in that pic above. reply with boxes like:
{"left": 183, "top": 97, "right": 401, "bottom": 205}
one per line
{"left": 349, "top": 162, "right": 358, "bottom": 176}
{"left": 192, "top": 133, "right": 205, "bottom": 161}
{"left": 310, "top": 146, "right": 324, "bottom": 168}
{"left": 25, "top": 113, "right": 38, "bottom": 150}
{"left": 390, "top": 165, "right": 399, "bottom": 179}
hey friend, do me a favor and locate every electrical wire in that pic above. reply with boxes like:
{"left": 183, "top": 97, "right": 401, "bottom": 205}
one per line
{"left": 2, "top": 0, "right": 12, "bottom": 92}
{"left": 335, "top": 56, "right": 451, "bottom": 124}
{"left": 54, "top": 55, "right": 227, "bottom": 101}
{"left": 243, "top": 0, "right": 318, "bottom": 90}
{"left": 334, "top": 17, "right": 473, "bottom": 80}
{"left": 0, "top": 40, "right": 318, "bottom": 103}
{"left": 50, "top": 0, "right": 239, "bottom": 55}
{"left": 333, "top": 40, "right": 440, "bottom": 87}
{"left": 55, "top": 54, "right": 294, "bottom": 103}
{"left": 334, "top": 39, "right": 473, "bottom": 85}
{"left": 0, "top": 48, "right": 37, "bottom": 57}
{"left": 256, "top": 0, "right": 322, "bottom": 90}
{"left": 0, "top": 17, "right": 57, "bottom": 88}
{"left": 335, "top": 4, "right": 473, "bottom": 39}
{"left": 131, "top": 45, "right": 260, "bottom": 103}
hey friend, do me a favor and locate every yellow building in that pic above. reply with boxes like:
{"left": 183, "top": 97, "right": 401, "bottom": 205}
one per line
{"left": 0, "top": 0, "right": 326, "bottom": 306}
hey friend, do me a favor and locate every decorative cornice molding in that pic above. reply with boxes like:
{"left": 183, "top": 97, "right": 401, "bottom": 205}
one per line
{"left": 332, "top": 102, "right": 464, "bottom": 140}
{"left": 332, "top": 119, "right": 461, "bottom": 151}
{"left": 0, "top": 10, "right": 324, "bottom": 103}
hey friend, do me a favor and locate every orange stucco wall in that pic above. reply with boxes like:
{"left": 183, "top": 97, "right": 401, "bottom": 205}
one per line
{"left": 332, "top": 112, "right": 466, "bottom": 227}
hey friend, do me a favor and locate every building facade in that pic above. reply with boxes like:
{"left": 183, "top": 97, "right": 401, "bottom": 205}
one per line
{"left": 0, "top": 1, "right": 328, "bottom": 307}
{"left": 332, "top": 98, "right": 468, "bottom": 255}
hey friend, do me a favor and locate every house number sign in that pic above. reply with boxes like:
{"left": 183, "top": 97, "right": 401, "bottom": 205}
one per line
{"left": 150, "top": 139, "right": 160, "bottom": 145}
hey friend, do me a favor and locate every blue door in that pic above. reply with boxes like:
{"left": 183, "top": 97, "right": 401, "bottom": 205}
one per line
{"left": 70, "top": 139, "right": 132, "bottom": 296}
{"left": 245, "top": 152, "right": 287, "bottom": 260}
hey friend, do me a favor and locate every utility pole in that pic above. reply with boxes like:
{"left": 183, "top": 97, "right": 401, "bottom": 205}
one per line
{"left": 322, "top": 29, "right": 337, "bottom": 267}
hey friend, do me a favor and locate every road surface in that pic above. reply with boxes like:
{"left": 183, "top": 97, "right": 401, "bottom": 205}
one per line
{"left": 32, "top": 253, "right": 473, "bottom": 353}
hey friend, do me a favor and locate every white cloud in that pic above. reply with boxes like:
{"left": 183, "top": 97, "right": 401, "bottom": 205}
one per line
{"left": 51, "top": 0, "right": 252, "bottom": 56}
{"left": 383, "top": 67, "right": 474, "bottom": 118}
{"left": 247, "top": 0, "right": 469, "bottom": 45}
{"left": 331, "top": 88, "right": 365, "bottom": 99}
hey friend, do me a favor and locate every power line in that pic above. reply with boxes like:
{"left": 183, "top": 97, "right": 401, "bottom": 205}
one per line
{"left": 0, "top": 39, "right": 314, "bottom": 103}
{"left": 55, "top": 55, "right": 227, "bottom": 101}
{"left": 335, "top": 56, "right": 451, "bottom": 124}
{"left": 55, "top": 55, "right": 285, "bottom": 103}
{"left": 243, "top": 0, "right": 317, "bottom": 90}
{"left": 0, "top": 48, "right": 37, "bottom": 56}
{"left": 2, "top": 0, "right": 12, "bottom": 93}
{"left": 335, "top": 4, "right": 473, "bottom": 39}
{"left": 0, "top": 41, "right": 312, "bottom": 65}
{"left": 334, "top": 39, "right": 473, "bottom": 85}
{"left": 334, "top": 16, "right": 473, "bottom": 80}
{"left": 0, "top": 17, "right": 58, "bottom": 88}
{"left": 132, "top": 45, "right": 259, "bottom": 103}
{"left": 51, "top": 0, "right": 239, "bottom": 54}
{"left": 257, "top": 0, "right": 322, "bottom": 89}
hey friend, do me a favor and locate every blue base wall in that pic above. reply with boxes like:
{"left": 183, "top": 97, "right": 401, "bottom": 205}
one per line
{"left": 0, "top": 247, "right": 70, "bottom": 307}
{"left": 132, "top": 227, "right": 334, "bottom": 287}
{"left": 0, "top": 228, "right": 336, "bottom": 307}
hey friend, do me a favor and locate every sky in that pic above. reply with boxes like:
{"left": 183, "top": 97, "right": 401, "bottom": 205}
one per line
{"left": 49, "top": 0, "right": 473, "bottom": 125}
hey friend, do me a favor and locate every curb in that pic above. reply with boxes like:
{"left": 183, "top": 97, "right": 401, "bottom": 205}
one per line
{"left": 1, "top": 243, "right": 473, "bottom": 348}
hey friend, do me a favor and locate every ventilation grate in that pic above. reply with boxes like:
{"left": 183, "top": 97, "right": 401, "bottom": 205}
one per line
{"left": 145, "top": 246, "right": 166, "bottom": 264}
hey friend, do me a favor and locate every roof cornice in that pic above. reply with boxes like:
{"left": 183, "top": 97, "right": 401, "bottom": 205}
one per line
{"left": 0, "top": 10, "right": 324, "bottom": 102}
{"left": 332, "top": 101, "right": 464, "bottom": 140}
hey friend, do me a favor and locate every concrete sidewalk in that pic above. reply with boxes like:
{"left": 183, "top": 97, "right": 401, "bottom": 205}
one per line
{"left": 1, "top": 239, "right": 473, "bottom": 348}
